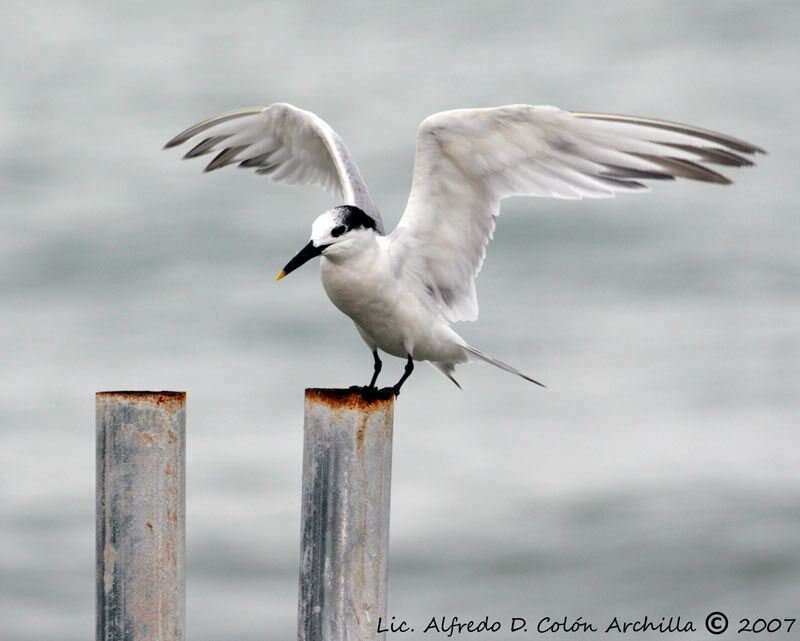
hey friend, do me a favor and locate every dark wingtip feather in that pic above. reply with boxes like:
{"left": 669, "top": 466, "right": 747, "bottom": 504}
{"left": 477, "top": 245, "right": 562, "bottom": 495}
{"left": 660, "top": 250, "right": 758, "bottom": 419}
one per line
{"left": 633, "top": 153, "right": 732, "bottom": 184}
{"left": 665, "top": 144, "right": 755, "bottom": 167}
{"left": 237, "top": 152, "right": 277, "bottom": 168}
{"left": 163, "top": 107, "right": 265, "bottom": 152}
{"left": 601, "top": 164, "right": 676, "bottom": 181}
{"left": 164, "top": 129, "right": 198, "bottom": 150}
{"left": 184, "top": 135, "right": 232, "bottom": 160}
{"left": 598, "top": 176, "right": 649, "bottom": 190}
{"left": 204, "top": 145, "right": 249, "bottom": 172}
{"left": 573, "top": 112, "right": 765, "bottom": 155}
{"left": 163, "top": 133, "right": 187, "bottom": 149}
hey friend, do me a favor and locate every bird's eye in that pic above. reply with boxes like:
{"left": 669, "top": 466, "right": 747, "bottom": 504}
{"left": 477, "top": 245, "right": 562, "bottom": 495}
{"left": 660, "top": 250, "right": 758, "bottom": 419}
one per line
{"left": 331, "top": 225, "right": 346, "bottom": 237}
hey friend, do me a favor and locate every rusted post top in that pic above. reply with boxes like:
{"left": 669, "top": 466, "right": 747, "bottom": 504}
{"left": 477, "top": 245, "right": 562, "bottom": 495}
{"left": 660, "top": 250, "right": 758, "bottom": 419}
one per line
{"left": 96, "top": 391, "right": 186, "bottom": 641}
{"left": 304, "top": 387, "right": 394, "bottom": 410}
{"left": 96, "top": 391, "right": 186, "bottom": 413}
{"left": 299, "top": 388, "right": 394, "bottom": 641}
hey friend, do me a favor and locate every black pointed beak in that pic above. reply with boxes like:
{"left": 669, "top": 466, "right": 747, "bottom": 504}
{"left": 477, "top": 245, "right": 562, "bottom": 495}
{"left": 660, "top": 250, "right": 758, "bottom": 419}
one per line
{"left": 276, "top": 240, "right": 328, "bottom": 281}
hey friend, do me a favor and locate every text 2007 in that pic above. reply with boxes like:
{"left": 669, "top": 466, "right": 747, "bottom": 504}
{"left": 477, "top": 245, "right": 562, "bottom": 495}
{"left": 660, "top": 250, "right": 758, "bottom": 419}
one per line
{"left": 738, "top": 618, "right": 795, "bottom": 634}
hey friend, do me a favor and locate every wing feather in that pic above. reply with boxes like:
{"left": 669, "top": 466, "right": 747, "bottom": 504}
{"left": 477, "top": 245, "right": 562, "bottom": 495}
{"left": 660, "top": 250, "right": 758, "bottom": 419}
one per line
{"left": 165, "top": 103, "right": 383, "bottom": 232}
{"left": 390, "top": 105, "right": 763, "bottom": 322}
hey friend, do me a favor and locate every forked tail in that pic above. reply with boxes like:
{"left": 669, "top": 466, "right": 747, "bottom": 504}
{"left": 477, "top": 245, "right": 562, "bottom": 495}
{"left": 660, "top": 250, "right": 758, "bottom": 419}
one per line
{"left": 464, "top": 345, "right": 546, "bottom": 388}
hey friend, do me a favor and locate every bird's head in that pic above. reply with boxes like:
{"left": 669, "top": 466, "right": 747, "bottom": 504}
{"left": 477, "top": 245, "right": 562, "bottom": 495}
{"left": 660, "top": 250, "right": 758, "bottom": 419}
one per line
{"left": 276, "top": 205, "right": 378, "bottom": 280}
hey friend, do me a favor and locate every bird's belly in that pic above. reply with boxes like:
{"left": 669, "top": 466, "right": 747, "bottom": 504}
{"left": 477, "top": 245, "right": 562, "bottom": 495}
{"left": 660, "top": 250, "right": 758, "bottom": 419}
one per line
{"left": 321, "top": 262, "right": 405, "bottom": 354}
{"left": 321, "top": 259, "right": 464, "bottom": 363}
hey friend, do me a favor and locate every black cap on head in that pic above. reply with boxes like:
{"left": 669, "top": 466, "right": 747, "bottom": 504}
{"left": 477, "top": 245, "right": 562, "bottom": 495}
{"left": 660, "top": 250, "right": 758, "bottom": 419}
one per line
{"left": 334, "top": 205, "right": 378, "bottom": 233}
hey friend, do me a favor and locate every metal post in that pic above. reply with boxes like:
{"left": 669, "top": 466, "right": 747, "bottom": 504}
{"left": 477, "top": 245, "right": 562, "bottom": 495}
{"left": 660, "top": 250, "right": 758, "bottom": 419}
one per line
{"left": 96, "top": 391, "right": 186, "bottom": 641}
{"left": 298, "top": 389, "right": 394, "bottom": 641}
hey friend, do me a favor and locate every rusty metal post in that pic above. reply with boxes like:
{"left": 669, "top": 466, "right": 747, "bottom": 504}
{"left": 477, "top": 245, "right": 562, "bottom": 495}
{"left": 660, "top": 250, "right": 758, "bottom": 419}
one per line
{"left": 96, "top": 391, "right": 186, "bottom": 641}
{"left": 298, "top": 389, "right": 394, "bottom": 641}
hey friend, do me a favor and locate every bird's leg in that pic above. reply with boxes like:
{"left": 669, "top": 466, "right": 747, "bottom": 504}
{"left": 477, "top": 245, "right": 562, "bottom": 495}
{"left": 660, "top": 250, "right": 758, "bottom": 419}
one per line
{"left": 367, "top": 350, "right": 382, "bottom": 389}
{"left": 348, "top": 350, "right": 384, "bottom": 401}
{"left": 391, "top": 355, "right": 415, "bottom": 397}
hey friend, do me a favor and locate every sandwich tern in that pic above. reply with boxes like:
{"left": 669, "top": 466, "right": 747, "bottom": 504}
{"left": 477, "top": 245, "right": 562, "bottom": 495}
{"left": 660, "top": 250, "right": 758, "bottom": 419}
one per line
{"left": 165, "top": 103, "right": 762, "bottom": 397}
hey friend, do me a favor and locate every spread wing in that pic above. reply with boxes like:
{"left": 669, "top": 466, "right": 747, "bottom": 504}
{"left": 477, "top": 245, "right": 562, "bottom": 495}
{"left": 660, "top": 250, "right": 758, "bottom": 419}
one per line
{"left": 164, "top": 102, "right": 384, "bottom": 233}
{"left": 389, "top": 105, "right": 764, "bottom": 322}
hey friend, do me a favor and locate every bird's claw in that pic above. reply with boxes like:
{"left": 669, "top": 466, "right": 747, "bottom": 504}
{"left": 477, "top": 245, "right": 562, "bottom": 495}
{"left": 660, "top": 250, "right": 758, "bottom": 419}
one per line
{"left": 349, "top": 385, "right": 396, "bottom": 401}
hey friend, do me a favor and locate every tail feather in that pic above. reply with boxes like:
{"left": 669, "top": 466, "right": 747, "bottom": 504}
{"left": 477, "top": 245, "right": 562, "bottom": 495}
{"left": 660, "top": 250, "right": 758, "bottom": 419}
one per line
{"left": 430, "top": 361, "right": 462, "bottom": 389}
{"left": 463, "top": 345, "right": 546, "bottom": 388}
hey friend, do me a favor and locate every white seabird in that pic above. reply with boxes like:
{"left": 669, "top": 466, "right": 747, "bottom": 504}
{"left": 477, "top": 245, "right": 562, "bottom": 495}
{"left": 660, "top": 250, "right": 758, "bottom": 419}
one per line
{"left": 165, "top": 103, "right": 762, "bottom": 396}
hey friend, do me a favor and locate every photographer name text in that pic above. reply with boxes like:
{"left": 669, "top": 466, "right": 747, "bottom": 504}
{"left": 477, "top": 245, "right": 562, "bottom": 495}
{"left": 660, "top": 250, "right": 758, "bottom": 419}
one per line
{"left": 377, "top": 613, "right": 797, "bottom": 636}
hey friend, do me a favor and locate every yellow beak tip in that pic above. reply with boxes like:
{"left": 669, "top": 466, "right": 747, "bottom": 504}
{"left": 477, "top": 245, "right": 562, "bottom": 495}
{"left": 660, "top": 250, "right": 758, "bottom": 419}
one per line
{"left": 275, "top": 270, "right": 287, "bottom": 282}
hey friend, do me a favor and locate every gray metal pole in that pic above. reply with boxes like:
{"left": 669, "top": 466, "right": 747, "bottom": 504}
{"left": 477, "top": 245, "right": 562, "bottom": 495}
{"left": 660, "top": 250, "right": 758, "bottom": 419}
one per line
{"left": 298, "top": 389, "right": 394, "bottom": 641}
{"left": 96, "top": 391, "right": 186, "bottom": 641}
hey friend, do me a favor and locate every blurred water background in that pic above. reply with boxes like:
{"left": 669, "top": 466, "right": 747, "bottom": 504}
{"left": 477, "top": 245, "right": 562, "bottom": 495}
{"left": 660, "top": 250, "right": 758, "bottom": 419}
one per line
{"left": 2, "top": 1, "right": 798, "bottom": 639}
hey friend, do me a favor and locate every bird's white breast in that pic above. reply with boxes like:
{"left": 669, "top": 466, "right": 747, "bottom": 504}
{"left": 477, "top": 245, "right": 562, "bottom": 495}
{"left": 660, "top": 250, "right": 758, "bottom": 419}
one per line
{"left": 319, "top": 236, "right": 463, "bottom": 362}
{"left": 320, "top": 238, "right": 405, "bottom": 355}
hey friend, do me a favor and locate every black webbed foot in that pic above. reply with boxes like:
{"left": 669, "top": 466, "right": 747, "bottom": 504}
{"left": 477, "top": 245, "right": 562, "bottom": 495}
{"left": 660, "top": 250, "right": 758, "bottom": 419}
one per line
{"left": 376, "top": 386, "right": 395, "bottom": 400}
{"left": 348, "top": 385, "right": 394, "bottom": 402}
{"left": 349, "top": 384, "right": 374, "bottom": 401}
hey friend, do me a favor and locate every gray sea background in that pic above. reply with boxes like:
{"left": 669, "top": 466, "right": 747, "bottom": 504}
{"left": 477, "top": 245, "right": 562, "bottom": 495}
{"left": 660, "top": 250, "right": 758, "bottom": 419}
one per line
{"left": 2, "top": 1, "right": 798, "bottom": 639}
